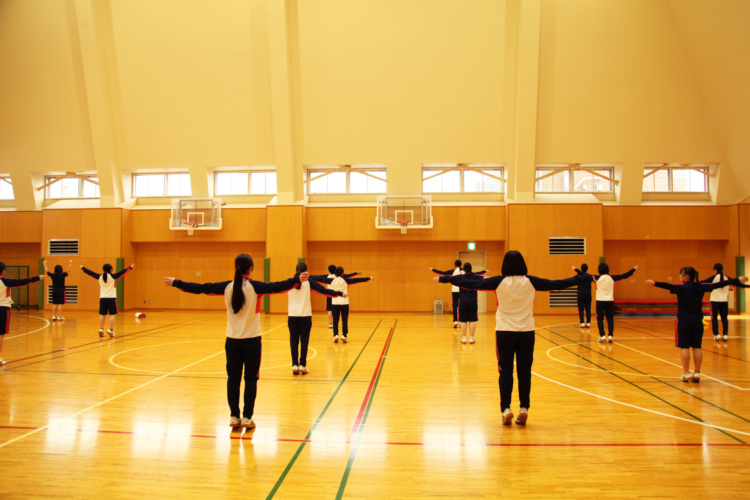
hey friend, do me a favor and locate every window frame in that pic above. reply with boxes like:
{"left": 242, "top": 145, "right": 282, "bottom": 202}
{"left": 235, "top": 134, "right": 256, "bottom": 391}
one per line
{"left": 421, "top": 164, "right": 505, "bottom": 194}
{"left": 642, "top": 164, "right": 710, "bottom": 193}
{"left": 214, "top": 170, "right": 278, "bottom": 196}
{"left": 0, "top": 176, "right": 13, "bottom": 200}
{"left": 44, "top": 175, "right": 101, "bottom": 200}
{"left": 132, "top": 172, "right": 192, "bottom": 198}
{"left": 305, "top": 165, "right": 388, "bottom": 195}
{"left": 534, "top": 165, "right": 615, "bottom": 194}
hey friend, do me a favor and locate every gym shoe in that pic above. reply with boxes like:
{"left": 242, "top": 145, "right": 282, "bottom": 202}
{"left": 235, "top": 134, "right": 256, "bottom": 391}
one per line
{"left": 59, "top": 316, "right": 66, "bottom": 321}
{"left": 342, "top": 336, "right": 348, "bottom": 343}
{"left": 229, "top": 416, "right": 241, "bottom": 428}
{"left": 328, "top": 323, "right": 333, "bottom": 328}
{"left": 241, "top": 418, "right": 256, "bottom": 429}
{"left": 692, "top": 372, "right": 701, "bottom": 383}
{"left": 98, "top": 329, "right": 105, "bottom": 338}
{"left": 107, "top": 329, "right": 115, "bottom": 338}
{"left": 607, "top": 336, "right": 613, "bottom": 343}
{"left": 585, "top": 323, "right": 590, "bottom": 328}
{"left": 723, "top": 335, "right": 728, "bottom": 341}
{"left": 502, "top": 408, "right": 514, "bottom": 425}
{"left": 453, "top": 322, "right": 458, "bottom": 328}
{"left": 52, "top": 317, "right": 57, "bottom": 321}
{"left": 460, "top": 336, "right": 467, "bottom": 344}
{"left": 0, "top": 359, "right": 6, "bottom": 367}
{"left": 334, "top": 335, "right": 339, "bottom": 343}
{"left": 515, "top": 407, "right": 528, "bottom": 425}
{"left": 299, "top": 366, "right": 308, "bottom": 375}
{"left": 469, "top": 337, "right": 475, "bottom": 344}
{"left": 597, "top": 336, "right": 606, "bottom": 343}
{"left": 579, "top": 323, "right": 585, "bottom": 328}
{"left": 714, "top": 335, "right": 721, "bottom": 340}
{"left": 292, "top": 365, "right": 300, "bottom": 375}
{"left": 681, "top": 372, "right": 692, "bottom": 382}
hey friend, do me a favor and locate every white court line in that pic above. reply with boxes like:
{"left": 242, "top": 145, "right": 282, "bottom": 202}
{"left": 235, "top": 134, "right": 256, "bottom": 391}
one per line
{"left": 0, "top": 350, "right": 224, "bottom": 450}
{"left": 109, "top": 339, "right": 318, "bottom": 374}
{"left": 540, "top": 323, "right": 750, "bottom": 390}
{"left": 4, "top": 315, "right": 50, "bottom": 340}
{"left": 533, "top": 370, "right": 750, "bottom": 438}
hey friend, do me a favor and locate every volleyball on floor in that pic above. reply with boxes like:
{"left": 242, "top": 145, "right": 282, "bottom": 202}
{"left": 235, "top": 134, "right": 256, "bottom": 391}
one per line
{"left": 135, "top": 312, "right": 146, "bottom": 319}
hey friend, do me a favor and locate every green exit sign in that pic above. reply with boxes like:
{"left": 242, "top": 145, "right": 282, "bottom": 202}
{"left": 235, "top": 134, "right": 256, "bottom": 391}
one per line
{"left": 468, "top": 242, "right": 476, "bottom": 250}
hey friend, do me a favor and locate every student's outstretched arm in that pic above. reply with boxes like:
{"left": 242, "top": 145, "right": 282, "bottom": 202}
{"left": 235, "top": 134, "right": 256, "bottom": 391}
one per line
{"left": 309, "top": 274, "right": 334, "bottom": 284}
{"left": 429, "top": 268, "right": 455, "bottom": 276}
{"left": 646, "top": 280, "right": 681, "bottom": 293}
{"left": 343, "top": 277, "right": 373, "bottom": 285}
{"left": 0, "top": 275, "right": 42, "bottom": 287}
{"left": 343, "top": 272, "right": 360, "bottom": 279}
{"left": 65, "top": 260, "right": 73, "bottom": 274}
{"left": 611, "top": 266, "right": 638, "bottom": 282}
{"left": 700, "top": 276, "right": 748, "bottom": 292}
{"left": 250, "top": 274, "right": 307, "bottom": 295}
{"left": 528, "top": 275, "right": 582, "bottom": 291}
{"left": 81, "top": 266, "right": 102, "bottom": 279}
{"left": 43, "top": 260, "right": 49, "bottom": 274}
{"left": 164, "top": 277, "right": 232, "bottom": 295}
{"left": 309, "top": 279, "right": 345, "bottom": 297}
{"left": 111, "top": 264, "right": 135, "bottom": 280}
{"left": 437, "top": 274, "right": 502, "bottom": 290}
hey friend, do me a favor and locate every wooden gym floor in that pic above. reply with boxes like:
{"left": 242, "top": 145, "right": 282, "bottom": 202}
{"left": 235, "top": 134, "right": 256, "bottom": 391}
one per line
{"left": 1, "top": 310, "right": 748, "bottom": 499}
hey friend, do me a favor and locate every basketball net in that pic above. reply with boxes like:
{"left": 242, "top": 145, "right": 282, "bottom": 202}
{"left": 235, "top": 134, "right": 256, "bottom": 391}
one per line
{"left": 398, "top": 221, "right": 409, "bottom": 234}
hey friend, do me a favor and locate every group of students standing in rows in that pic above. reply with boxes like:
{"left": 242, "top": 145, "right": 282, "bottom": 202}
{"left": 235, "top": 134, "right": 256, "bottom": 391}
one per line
{"left": 1, "top": 253, "right": 747, "bottom": 431}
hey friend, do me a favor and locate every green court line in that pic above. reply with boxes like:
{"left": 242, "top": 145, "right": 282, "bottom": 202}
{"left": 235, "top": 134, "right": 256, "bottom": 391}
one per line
{"left": 538, "top": 326, "right": 747, "bottom": 444}
{"left": 336, "top": 320, "right": 397, "bottom": 500}
{"left": 265, "top": 319, "right": 385, "bottom": 500}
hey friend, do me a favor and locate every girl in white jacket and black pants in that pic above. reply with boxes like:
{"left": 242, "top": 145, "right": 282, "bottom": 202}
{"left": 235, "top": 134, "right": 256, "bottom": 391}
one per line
{"left": 288, "top": 262, "right": 346, "bottom": 374}
{"left": 593, "top": 263, "right": 637, "bottom": 343}
{"left": 164, "top": 254, "right": 307, "bottom": 430}
{"left": 312, "top": 267, "right": 373, "bottom": 343}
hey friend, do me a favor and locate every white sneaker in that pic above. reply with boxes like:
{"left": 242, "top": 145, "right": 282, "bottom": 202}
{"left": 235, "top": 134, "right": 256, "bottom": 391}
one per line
{"left": 59, "top": 317, "right": 66, "bottom": 321}
{"left": 723, "top": 335, "right": 728, "bottom": 341}
{"left": 342, "top": 336, "right": 348, "bottom": 343}
{"left": 579, "top": 323, "right": 585, "bottom": 328}
{"left": 334, "top": 335, "right": 339, "bottom": 343}
{"left": 229, "top": 417, "right": 241, "bottom": 428}
{"left": 692, "top": 372, "right": 701, "bottom": 383}
{"left": 502, "top": 408, "right": 514, "bottom": 425}
{"left": 241, "top": 418, "right": 256, "bottom": 429}
{"left": 607, "top": 336, "right": 613, "bottom": 343}
{"left": 328, "top": 323, "right": 333, "bottom": 328}
{"left": 585, "top": 323, "right": 590, "bottom": 328}
{"left": 460, "top": 336, "right": 467, "bottom": 344}
{"left": 469, "top": 337, "right": 475, "bottom": 344}
{"left": 292, "top": 365, "right": 300, "bottom": 374}
{"left": 453, "top": 322, "right": 458, "bottom": 328}
{"left": 597, "top": 336, "right": 606, "bottom": 343}
{"left": 98, "top": 329, "right": 105, "bottom": 338}
{"left": 52, "top": 317, "right": 57, "bottom": 321}
{"left": 714, "top": 335, "right": 721, "bottom": 340}
{"left": 107, "top": 329, "right": 115, "bottom": 338}
{"left": 515, "top": 407, "right": 528, "bottom": 425}
{"left": 0, "top": 359, "right": 6, "bottom": 367}
{"left": 299, "top": 366, "right": 308, "bottom": 375}
{"left": 680, "top": 372, "right": 692, "bottom": 382}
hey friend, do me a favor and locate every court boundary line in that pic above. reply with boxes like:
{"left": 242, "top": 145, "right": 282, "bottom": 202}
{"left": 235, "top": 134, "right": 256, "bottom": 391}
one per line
{"left": 4, "top": 315, "right": 50, "bottom": 340}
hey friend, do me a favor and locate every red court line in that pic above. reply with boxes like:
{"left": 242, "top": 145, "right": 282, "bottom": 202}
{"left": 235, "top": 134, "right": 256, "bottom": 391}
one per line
{"left": 1, "top": 425, "right": 746, "bottom": 447}
{"left": 348, "top": 326, "right": 394, "bottom": 443}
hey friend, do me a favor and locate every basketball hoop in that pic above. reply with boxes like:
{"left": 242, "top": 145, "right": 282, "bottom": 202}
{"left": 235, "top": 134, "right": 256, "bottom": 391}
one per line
{"left": 397, "top": 220, "right": 409, "bottom": 234}
{"left": 187, "top": 222, "right": 199, "bottom": 236}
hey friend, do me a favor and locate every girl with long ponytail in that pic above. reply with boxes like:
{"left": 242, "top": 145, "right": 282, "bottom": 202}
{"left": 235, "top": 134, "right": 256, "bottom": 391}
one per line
{"left": 164, "top": 254, "right": 309, "bottom": 430}
{"left": 700, "top": 262, "right": 750, "bottom": 341}
{"left": 82, "top": 262, "right": 135, "bottom": 338}
{"left": 647, "top": 266, "right": 748, "bottom": 382}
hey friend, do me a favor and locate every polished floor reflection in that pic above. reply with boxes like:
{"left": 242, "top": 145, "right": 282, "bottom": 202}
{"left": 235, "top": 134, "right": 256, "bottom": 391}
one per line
{"left": 1, "top": 310, "right": 749, "bottom": 498}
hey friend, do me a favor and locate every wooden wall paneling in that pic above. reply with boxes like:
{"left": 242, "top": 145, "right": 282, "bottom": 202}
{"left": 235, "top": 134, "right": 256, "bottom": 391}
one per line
{"left": 104, "top": 209, "right": 122, "bottom": 257}
{"left": 507, "top": 205, "right": 529, "bottom": 255}
{"left": 555, "top": 204, "right": 586, "bottom": 237}
{"left": 703, "top": 206, "right": 729, "bottom": 240}
{"left": 305, "top": 208, "right": 327, "bottom": 241}
{"left": 485, "top": 206, "right": 505, "bottom": 241}
{"left": 648, "top": 206, "right": 679, "bottom": 240}
{"left": 351, "top": 207, "right": 378, "bottom": 241}
{"left": 431, "top": 206, "right": 460, "bottom": 241}
{"left": 583, "top": 204, "right": 604, "bottom": 258}
{"left": 0, "top": 213, "right": 7, "bottom": 242}
{"left": 623, "top": 207, "right": 651, "bottom": 240}
{"left": 14, "top": 212, "right": 43, "bottom": 243}
{"left": 601, "top": 206, "right": 624, "bottom": 240}
{"left": 56, "top": 210, "right": 83, "bottom": 240}
{"left": 121, "top": 209, "right": 136, "bottom": 310}
{"left": 457, "top": 207, "right": 487, "bottom": 241}
{"left": 128, "top": 211, "right": 150, "bottom": 242}
{"left": 150, "top": 210, "right": 175, "bottom": 242}
{"left": 41, "top": 210, "right": 58, "bottom": 248}
{"left": 527, "top": 205, "right": 557, "bottom": 258}
{"left": 676, "top": 206, "right": 707, "bottom": 239}
{"left": 80, "top": 209, "right": 106, "bottom": 258}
